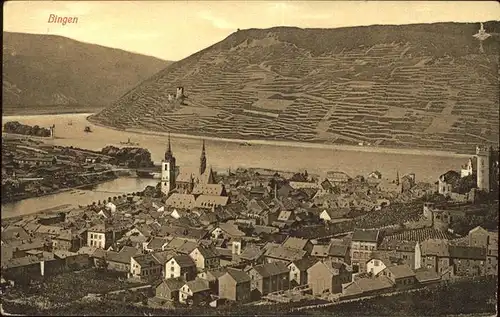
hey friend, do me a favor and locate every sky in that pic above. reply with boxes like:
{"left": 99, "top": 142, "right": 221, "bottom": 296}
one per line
{"left": 4, "top": 1, "right": 500, "bottom": 61}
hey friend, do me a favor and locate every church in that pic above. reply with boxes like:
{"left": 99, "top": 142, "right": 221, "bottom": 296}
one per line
{"left": 160, "top": 134, "right": 216, "bottom": 196}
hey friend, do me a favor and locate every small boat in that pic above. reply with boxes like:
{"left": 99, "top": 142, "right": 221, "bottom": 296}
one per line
{"left": 68, "top": 121, "right": 73, "bottom": 126}
{"left": 84, "top": 126, "right": 92, "bottom": 133}
{"left": 120, "top": 138, "right": 139, "bottom": 146}
{"left": 239, "top": 142, "right": 252, "bottom": 146}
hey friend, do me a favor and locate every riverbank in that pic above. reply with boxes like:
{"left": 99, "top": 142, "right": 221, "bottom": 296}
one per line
{"left": 87, "top": 115, "right": 472, "bottom": 159}
{"left": 1, "top": 176, "right": 118, "bottom": 219}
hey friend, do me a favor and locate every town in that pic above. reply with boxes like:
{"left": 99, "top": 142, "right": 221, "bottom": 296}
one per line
{"left": 1, "top": 134, "right": 498, "bottom": 315}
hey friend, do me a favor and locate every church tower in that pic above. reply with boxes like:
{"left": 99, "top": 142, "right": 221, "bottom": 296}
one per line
{"left": 476, "top": 146, "right": 491, "bottom": 192}
{"left": 161, "top": 133, "right": 176, "bottom": 196}
{"left": 200, "top": 139, "right": 207, "bottom": 176}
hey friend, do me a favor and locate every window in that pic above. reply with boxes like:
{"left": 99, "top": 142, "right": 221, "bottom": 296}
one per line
{"left": 374, "top": 260, "right": 379, "bottom": 267}
{"left": 171, "top": 266, "right": 174, "bottom": 271}
{"left": 170, "top": 274, "right": 174, "bottom": 278}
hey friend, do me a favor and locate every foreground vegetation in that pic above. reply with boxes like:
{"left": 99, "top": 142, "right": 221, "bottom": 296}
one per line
{"left": 3, "top": 276, "right": 496, "bottom": 316}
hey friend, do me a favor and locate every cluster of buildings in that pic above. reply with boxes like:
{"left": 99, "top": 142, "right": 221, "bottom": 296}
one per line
{"left": 1, "top": 138, "right": 497, "bottom": 307}
{"left": 437, "top": 146, "right": 499, "bottom": 200}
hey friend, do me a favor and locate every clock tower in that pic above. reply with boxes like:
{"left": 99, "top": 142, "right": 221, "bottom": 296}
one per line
{"left": 161, "top": 133, "right": 176, "bottom": 196}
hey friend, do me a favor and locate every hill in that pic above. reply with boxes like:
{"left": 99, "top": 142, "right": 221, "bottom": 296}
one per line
{"left": 2, "top": 32, "right": 171, "bottom": 115}
{"left": 90, "top": 22, "right": 500, "bottom": 153}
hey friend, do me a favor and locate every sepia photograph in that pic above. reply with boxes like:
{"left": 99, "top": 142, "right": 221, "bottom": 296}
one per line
{"left": 1, "top": 1, "right": 499, "bottom": 315}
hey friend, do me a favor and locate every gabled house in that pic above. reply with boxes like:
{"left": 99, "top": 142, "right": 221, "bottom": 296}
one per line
{"left": 288, "top": 257, "right": 317, "bottom": 287}
{"left": 350, "top": 229, "right": 380, "bottom": 273}
{"left": 449, "top": 245, "right": 487, "bottom": 277}
{"left": 307, "top": 260, "right": 352, "bottom": 295}
{"left": 218, "top": 268, "right": 251, "bottom": 302}
{"left": 52, "top": 230, "right": 81, "bottom": 252}
{"left": 415, "top": 239, "right": 453, "bottom": 277}
{"left": 189, "top": 246, "right": 220, "bottom": 271}
{"left": 155, "top": 276, "right": 186, "bottom": 302}
{"left": 264, "top": 245, "right": 307, "bottom": 264}
{"left": 379, "top": 264, "right": 416, "bottom": 288}
{"left": 130, "top": 253, "right": 162, "bottom": 280}
{"left": 245, "top": 262, "right": 290, "bottom": 298}
{"left": 164, "top": 255, "right": 197, "bottom": 281}
{"left": 210, "top": 223, "right": 245, "bottom": 241}
{"left": 178, "top": 279, "right": 211, "bottom": 304}
{"left": 378, "top": 239, "right": 418, "bottom": 269}
{"left": 282, "top": 237, "right": 314, "bottom": 254}
{"left": 143, "top": 237, "right": 169, "bottom": 253}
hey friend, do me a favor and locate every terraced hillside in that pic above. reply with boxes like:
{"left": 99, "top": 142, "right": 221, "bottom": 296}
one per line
{"left": 91, "top": 22, "right": 500, "bottom": 153}
{"left": 3, "top": 32, "right": 171, "bottom": 114}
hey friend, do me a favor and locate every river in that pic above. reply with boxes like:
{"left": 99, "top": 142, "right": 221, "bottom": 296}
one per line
{"left": 1, "top": 177, "right": 159, "bottom": 219}
{"left": 1, "top": 113, "right": 471, "bottom": 217}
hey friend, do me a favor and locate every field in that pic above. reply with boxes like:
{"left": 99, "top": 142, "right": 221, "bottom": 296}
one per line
{"left": 91, "top": 22, "right": 500, "bottom": 153}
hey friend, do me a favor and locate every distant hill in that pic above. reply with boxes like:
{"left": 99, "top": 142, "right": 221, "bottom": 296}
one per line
{"left": 91, "top": 22, "right": 500, "bottom": 153}
{"left": 2, "top": 32, "right": 171, "bottom": 114}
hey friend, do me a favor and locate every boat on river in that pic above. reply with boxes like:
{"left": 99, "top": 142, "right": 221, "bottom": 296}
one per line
{"left": 84, "top": 126, "right": 92, "bottom": 133}
{"left": 120, "top": 138, "right": 139, "bottom": 146}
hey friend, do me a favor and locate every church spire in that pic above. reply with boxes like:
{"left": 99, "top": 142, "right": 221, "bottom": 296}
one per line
{"left": 165, "top": 132, "right": 174, "bottom": 161}
{"left": 200, "top": 139, "right": 207, "bottom": 175}
{"left": 396, "top": 170, "right": 400, "bottom": 185}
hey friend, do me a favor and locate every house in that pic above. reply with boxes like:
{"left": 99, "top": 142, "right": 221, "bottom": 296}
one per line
{"left": 210, "top": 223, "right": 245, "bottom": 241}
{"left": 52, "top": 230, "right": 81, "bottom": 252}
{"left": 327, "top": 242, "right": 350, "bottom": 263}
{"left": 193, "top": 184, "right": 227, "bottom": 196}
{"left": 318, "top": 208, "right": 349, "bottom": 222}
{"left": 189, "top": 246, "right": 220, "bottom": 271}
{"left": 379, "top": 264, "right": 416, "bottom": 288}
{"left": 106, "top": 246, "right": 141, "bottom": 273}
{"left": 282, "top": 237, "right": 313, "bottom": 252}
{"left": 87, "top": 224, "right": 114, "bottom": 249}
{"left": 326, "top": 171, "right": 351, "bottom": 184}
{"left": 218, "top": 268, "right": 251, "bottom": 302}
{"left": 415, "top": 239, "right": 452, "bottom": 277}
{"left": 165, "top": 194, "right": 196, "bottom": 210}
{"left": 307, "top": 260, "right": 351, "bottom": 296}
{"left": 437, "top": 171, "right": 461, "bottom": 197}
{"left": 155, "top": 277, "right": 186, "bottom": 302}
{"left": 245, "top": 262, "right": 290, "bottom": 298}
{"left": 130, "top": 253, "right": 162, "bottom": 280}
{"left": 460, "top": 157, "right": 477, "bottom": 178}
{"left": 178, "top": 279, "right": 211, "bottom": 304}
{"left": 378, "top": 239, "right": 418, "bottom": 269}
{"left": 449, "top": 245, "right": 486, "bottom": 277}
{"left": 198, "top": 268, "right": 227, "bottom": 295}
{"left": 105, "top": 202, "right": 117, "bottom": 213}
{"left": 467, "top": 226, "right": 498, "bottom": 275}
{"left": 288, "top": 257, "right": 317, "bottom": 287}
{"left": 195, "top": 195, "right": 230, "bottom": 209}
{"left": 366, "top": 252, "right": 404, "bottom": 276}
{"left": 264, "top": 245, "right": 307, "bottom": 264}
{"left": 164, "top": 255, "right": 197, "bottom": 281}
{"left": 350, "top": 229, "right": 380, "bottom": 273}
{"left": 238, "top": 245, "right": 266, "bottom": 265}
{"left": 144, "top": 237, "right": 169, "bottom": 253}
{"left": 377, "top": 179, "right": 402, "bottom": 194}
{"left": 342, "top": 276, "right": 394, "bottom": 298}
{"left": 106, "top": 251, "right": 133, "bottom": 273}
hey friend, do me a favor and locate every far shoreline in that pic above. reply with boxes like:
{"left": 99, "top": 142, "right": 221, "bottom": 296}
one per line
{"left": 2, "top": 112, "right": 475, "bottom": 159}
{"left": 86, "top": 114, "right": 472, "bottom": 159}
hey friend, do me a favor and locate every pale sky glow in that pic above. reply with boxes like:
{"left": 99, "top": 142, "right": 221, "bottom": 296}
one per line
{"left": 4, "top": 1, "right": 500, "bottom": 61}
